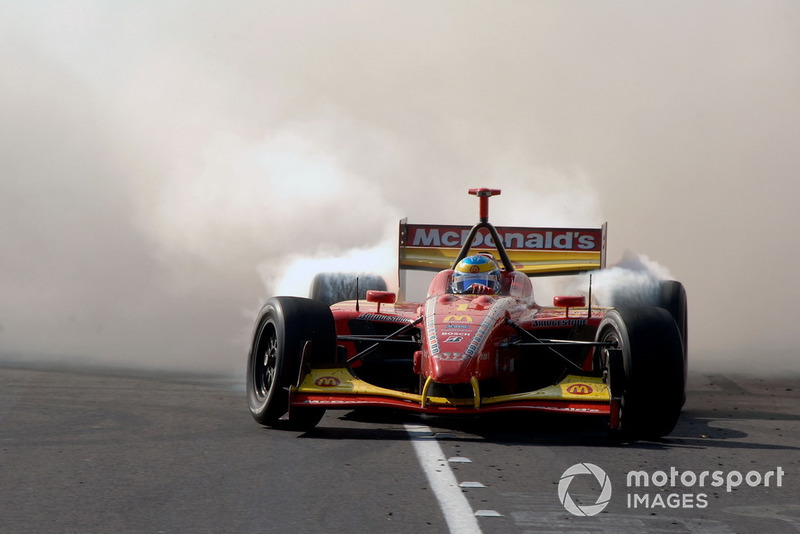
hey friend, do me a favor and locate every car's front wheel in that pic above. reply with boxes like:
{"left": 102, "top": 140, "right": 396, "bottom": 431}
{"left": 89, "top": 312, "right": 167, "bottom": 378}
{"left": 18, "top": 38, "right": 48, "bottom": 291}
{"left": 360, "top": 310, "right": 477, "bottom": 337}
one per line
{"left": 597, "top": 307, "right": 685, "bottom": 439}
{"left": 247, "top": 296, "right": 335, "bottom": 429}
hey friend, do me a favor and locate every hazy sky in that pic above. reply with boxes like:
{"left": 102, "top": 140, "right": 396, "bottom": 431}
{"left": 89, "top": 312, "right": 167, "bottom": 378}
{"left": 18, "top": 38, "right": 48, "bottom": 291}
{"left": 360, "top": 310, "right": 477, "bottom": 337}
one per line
{"left": 2, "top": 1, "right": 799, "bottom": 375}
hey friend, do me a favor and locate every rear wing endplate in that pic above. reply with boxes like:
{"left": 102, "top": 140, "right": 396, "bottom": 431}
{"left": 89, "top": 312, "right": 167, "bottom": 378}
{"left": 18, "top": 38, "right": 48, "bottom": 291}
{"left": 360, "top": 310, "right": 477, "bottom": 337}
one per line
{"left": 399, "top": 220, "right": 607, "bottom": 276}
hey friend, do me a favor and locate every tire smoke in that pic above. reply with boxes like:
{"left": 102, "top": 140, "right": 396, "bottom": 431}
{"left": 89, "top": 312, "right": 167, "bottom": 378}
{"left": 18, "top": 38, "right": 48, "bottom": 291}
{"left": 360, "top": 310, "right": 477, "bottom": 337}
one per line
{"left": 2, "top": 2, "right": 799, "bottom": 376}
{"left": 586, "top": 252, "right": 674, "bottom": 308}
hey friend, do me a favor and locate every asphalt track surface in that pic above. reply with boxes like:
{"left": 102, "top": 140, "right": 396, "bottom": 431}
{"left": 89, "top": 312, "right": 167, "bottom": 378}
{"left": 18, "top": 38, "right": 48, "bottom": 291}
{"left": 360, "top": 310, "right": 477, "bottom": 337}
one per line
{"left": 2, "top": 364, "right": 799, "bottom": 534}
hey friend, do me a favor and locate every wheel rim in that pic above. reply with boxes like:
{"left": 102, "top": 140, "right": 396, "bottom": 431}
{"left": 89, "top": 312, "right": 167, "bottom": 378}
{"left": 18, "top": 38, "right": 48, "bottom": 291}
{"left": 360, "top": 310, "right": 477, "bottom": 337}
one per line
{"left": 254, "top": 323, "right": 278, "bottom": 401}
{"left": 600, "top": 329, "right": 620, "bottom": 372}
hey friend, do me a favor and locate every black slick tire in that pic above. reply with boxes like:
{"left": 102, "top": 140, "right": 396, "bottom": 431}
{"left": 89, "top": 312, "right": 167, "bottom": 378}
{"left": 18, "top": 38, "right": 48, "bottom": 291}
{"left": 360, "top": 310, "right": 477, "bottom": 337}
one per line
{"left": 658, "top": 280, "right": 688, "bottom": 397}
{"left": 309, "top": 273, "right": 387, "bottom": 307}
{"left": 247, "top": 296, "right": 335, "bottom": 429}
{"left": 597, "top": 306, "right": 685, "bottom": 439}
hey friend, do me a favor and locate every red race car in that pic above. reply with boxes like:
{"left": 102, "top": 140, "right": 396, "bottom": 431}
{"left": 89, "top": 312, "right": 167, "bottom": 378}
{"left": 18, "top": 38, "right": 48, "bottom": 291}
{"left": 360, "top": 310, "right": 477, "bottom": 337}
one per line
{"left": 247, "top": 188, "right": 687, "bottom": 438}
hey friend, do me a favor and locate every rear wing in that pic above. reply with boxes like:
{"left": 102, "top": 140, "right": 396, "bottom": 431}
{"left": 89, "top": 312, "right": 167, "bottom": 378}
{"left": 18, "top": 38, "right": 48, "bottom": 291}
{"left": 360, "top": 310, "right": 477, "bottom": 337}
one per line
{"left": 399, "top": 220, "right": 607, "bottom": 276}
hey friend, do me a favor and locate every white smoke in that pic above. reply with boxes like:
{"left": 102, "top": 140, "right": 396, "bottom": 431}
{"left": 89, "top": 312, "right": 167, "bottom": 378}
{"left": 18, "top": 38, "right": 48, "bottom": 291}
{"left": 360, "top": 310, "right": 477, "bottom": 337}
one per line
{"left": 263, "top": 165, "right": 605, "bottom": 304}
{"left": 2, "top": 2, "right": 799, "bottom": 376}
{"left": 528, "top": 251, "right": 673, "bottom": 313}
{"left": 265, "top": 236, "right": 399, "bottom": 299}
{"left": 588, "top": 251, "right": 674, "bottom": 308}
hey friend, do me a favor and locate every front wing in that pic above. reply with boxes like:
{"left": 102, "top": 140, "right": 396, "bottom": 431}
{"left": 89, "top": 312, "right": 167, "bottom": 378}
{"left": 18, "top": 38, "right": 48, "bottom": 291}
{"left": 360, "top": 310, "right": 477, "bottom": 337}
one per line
{"left": 291, "top": 367, "right": 611, "bottom": 416}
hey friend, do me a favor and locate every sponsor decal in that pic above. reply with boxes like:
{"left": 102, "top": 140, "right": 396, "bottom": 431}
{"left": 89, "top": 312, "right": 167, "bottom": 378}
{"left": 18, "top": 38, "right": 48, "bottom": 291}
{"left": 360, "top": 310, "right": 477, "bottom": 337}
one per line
{"left": 433, "top": 352, "right": 470, "bottom": 362}
{"left": 443, "top": 336, "right": 464, "bottom": 343}
{"left": 444, "top": 315, "right": 473, "bottom": 323}
{"left": 405, "top": 225, "right": 602, "bottom": 252}
{"left": 464, "top": 298, "right": 513, "bottom": 357}
{"left": 356, "top": 313, "right": 414, "bottom": 324}
{"left": 425, "top": 299, "right": 440, "bottom": 355}
{"left": 314, "top": 376, "right": 341, "bottom": 387}
{"left": 535, "top": 319, "right": 588, "bottom": 327}
{"left": 566, "top": 384, "right": 594, "bottom": 395}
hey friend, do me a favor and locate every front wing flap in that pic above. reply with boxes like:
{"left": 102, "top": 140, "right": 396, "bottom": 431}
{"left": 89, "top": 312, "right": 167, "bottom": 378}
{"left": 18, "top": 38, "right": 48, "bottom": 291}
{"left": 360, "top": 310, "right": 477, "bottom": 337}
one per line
{"left": 291, "top": 367, "right": 610, "bottom": 416}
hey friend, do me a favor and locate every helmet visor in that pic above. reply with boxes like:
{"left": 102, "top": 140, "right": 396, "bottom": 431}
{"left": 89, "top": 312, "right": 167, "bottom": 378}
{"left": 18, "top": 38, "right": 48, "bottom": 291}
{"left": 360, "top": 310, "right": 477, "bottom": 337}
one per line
{"left": 453, "top": 272, "right": 499, "bottom": 293}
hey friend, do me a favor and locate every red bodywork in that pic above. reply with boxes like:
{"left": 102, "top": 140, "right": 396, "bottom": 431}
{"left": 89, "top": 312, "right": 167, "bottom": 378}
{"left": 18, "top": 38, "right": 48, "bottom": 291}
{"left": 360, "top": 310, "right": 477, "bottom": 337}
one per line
{"left": 289, "top": 188, "right": 612, "bottom": 417}
{"left": 290, "top": 273, "right": 611, "bottom": 416}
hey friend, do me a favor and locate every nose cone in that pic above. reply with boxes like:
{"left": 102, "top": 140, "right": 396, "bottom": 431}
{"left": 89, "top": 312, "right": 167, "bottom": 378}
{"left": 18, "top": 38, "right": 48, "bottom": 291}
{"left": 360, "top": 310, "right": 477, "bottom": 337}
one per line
{"left": 423, "top": 294, "right": 513, "bottom": 385}
{"left": 427, "top": 353, "right": 479, "bottom": 384}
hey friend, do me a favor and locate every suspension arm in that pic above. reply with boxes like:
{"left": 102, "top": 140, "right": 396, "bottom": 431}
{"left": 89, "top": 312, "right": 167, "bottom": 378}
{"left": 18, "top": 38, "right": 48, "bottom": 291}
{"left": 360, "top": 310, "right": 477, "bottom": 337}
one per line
{"left": 346, "top": 316, "right": 424, "bottom": 365}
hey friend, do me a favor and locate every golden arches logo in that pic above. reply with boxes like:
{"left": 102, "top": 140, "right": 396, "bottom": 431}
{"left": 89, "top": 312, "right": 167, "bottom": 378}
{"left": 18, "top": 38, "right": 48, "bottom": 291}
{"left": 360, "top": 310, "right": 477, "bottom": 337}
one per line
{"left": 314, "top": 376, "right": 341, "bottom": 387}
{"left": 566, "top": 384, "right": 593, "bottom": 395}
{"left": 444, "top": 315, "right": 473, "bottom": 323}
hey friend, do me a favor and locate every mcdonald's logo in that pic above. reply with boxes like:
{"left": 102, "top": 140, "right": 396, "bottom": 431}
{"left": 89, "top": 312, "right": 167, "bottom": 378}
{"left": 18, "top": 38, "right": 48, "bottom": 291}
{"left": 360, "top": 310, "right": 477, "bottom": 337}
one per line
{"left": 444, "top": 315, "right": 473, "bottom": 323}
{"left": 566, "top": 384, "right": 593, "bottom": 395}
{"left": 314, "top": 376, "right": 341, "bottom": 387}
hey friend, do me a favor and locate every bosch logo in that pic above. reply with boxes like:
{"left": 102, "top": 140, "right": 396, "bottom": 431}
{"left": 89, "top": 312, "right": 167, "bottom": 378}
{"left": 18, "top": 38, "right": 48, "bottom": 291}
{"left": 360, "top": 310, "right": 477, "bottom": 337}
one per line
{"left": 314, "top": 376, "right": 341, "bottom": 387}
{"left": 558, "top": 463, "right": 612, "bottom": 516}
{"left": 566, "top": 384, "right": 594, "bottom": 395}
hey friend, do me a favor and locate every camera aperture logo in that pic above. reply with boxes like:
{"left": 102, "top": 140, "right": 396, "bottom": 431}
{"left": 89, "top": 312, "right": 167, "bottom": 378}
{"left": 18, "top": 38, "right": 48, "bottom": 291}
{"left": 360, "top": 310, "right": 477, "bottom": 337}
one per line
{"left": 558, "top": 463, "right": 785, "bottom": 515}
{"left": 558, "top": 463, "right": 612, "bottom": 516}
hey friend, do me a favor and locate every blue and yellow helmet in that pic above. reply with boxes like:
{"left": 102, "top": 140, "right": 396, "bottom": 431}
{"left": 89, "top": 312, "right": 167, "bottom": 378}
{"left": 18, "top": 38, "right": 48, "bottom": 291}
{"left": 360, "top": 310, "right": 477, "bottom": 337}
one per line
{"left": 452, "top": 254, "right": 501, "bottom": 294}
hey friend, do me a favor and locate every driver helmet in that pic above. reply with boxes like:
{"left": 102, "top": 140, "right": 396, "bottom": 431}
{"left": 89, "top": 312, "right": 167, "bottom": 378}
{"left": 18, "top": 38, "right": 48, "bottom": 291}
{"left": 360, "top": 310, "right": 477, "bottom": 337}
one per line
{"left": 452, "top": 254, "right": 502, "bottom": 294}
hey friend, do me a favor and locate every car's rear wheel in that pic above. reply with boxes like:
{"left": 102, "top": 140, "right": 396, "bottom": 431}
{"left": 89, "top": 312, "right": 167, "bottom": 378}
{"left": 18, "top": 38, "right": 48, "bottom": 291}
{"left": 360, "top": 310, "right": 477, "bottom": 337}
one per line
{"left": 247, "top": 296, "right": 336, "bottom": 429}
{"left": 309, "top": 273, "right": 387, "bottom": 307}
{"left": 597, "top": 307, "right": 685, "bottom": 439}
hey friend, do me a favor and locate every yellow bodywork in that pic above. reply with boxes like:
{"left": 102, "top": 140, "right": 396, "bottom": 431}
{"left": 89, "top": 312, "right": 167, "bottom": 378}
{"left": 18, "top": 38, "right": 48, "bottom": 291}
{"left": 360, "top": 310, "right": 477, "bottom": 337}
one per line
{"left": 400, "top": 247, "right": 603, "bottom": 276}
{"left": 295, "top": 367, "right": 609, "bottom": 407}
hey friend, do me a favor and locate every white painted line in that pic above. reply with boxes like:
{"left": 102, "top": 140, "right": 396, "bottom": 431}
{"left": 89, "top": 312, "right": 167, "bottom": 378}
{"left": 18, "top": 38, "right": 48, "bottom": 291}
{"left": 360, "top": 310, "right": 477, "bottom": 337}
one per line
{"left": 448, "top": 457, "right": 472, "bottom": 463}
{"left": 405, "top": 423, "right": 482, "bottom": 534}
{"left": 459, "top": 481, "right": 486, "bottom": 488}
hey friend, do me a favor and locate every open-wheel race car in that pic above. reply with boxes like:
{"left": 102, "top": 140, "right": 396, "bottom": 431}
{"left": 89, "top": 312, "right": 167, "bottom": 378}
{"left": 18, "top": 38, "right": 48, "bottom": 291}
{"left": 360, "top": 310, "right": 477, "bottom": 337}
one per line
{"left": 247, "top": 188, "right": 687, "bottom": 439}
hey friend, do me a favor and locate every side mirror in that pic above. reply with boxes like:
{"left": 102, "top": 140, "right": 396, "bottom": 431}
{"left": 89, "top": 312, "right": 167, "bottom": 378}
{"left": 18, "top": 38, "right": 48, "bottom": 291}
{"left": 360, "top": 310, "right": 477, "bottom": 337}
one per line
{"left": 553, "top": 295, "right": 586, "bottom": 318}
{"left": 366, "top": 290, "right": 397, "bottom": 313}
{"left": 553, "top": 296, "right": 586, "bottom": 308}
